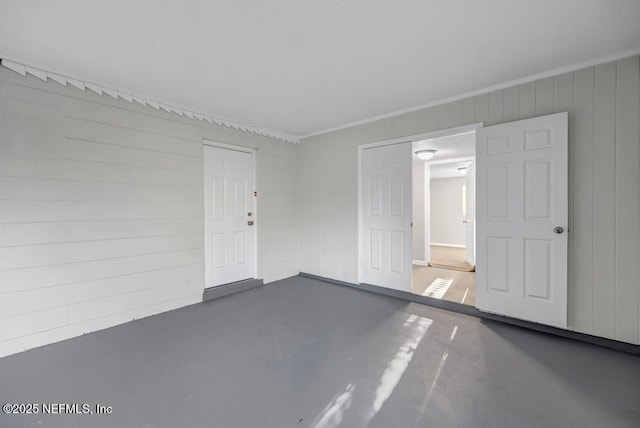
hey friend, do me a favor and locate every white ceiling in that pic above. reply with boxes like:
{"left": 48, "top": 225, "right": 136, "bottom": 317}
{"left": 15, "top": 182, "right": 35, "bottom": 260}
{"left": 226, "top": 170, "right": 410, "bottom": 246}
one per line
{"left": 1, "top": 1, "right": 639, "bottom": 138}
{"left": 430, "top": 161, "right": 473, "bottom": 180}
{"left": 413, "top": 131, "right": 475, "bottom": 161}
{"left": 413, "top": 131, "right": 475, "bottom": 178}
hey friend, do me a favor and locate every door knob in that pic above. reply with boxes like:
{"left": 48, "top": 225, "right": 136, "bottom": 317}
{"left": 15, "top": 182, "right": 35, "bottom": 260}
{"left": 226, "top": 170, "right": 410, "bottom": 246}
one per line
{"left": 554, "top": 226, "right": 564, "bottom": 234}
{"left": 248, "top": 220, "right": 254, "bottom": 226}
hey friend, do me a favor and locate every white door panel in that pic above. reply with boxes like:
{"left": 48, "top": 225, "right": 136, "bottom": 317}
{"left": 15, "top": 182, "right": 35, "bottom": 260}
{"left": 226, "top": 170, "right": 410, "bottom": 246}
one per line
{"left": 476, "top": 112, "right": 568, "bottom": 328}
{"left": 361, "top": 143, "right": 412, "bottom": 292}
{"left": 204, "top": 145, "right": 255, "bottom": 287}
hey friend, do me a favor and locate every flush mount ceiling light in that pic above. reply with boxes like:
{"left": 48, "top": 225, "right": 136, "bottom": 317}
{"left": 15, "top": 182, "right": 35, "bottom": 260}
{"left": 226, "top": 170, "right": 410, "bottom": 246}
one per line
{"left": 415, "top": 149, "right": 437, "bottom": 160}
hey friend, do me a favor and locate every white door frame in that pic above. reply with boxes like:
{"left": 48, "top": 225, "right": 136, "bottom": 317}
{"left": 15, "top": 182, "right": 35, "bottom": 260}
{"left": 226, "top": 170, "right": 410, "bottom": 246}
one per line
{"left": 203, "top": 140, "right": 258, "bottom": 282}
{"left": 357, "top": 123, "right": 483, "bottom": 284}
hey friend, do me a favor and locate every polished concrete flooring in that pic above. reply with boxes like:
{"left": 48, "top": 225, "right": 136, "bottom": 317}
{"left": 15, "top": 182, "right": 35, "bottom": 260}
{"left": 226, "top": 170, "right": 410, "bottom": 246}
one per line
{"left": 1, "top": 276, "right": 639, "bottom": 428}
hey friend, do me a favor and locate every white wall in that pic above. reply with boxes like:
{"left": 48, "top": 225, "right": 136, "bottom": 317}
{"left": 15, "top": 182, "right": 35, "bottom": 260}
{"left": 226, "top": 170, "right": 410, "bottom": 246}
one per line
{"left": 256, "top": 137, "right": 300, "bottom": 283}
{"left": 411, "top": 160, "right": 427, "bottom": 263}
{"left": 430, "top": 177, "right": 466, "bottom": 247}
{"left": 0, "top": 68, "right": 299, "bottom": 357}
{"left": 299, "top": 55, "right": 640, "bottom": 345}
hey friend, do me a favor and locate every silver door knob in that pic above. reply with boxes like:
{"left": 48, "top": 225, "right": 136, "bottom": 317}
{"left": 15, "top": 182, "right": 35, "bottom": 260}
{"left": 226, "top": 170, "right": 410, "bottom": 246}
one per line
{"left": 248, "top": 221, "right": 254, "bottom": 226}
{"left": 554, "top": 227, "right": 564, "bottom": 234}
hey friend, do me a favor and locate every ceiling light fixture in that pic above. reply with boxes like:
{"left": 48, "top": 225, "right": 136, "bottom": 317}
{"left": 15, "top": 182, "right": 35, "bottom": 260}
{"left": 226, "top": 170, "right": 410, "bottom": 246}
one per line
{"left": 415, "top": 149, "right": 437, "bottom": 160}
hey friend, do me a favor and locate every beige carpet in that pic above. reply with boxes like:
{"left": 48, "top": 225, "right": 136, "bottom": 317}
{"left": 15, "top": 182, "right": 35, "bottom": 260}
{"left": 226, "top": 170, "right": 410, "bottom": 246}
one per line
{"left": 412, "top": 264, "right": 476, "bottom": 306}
{"left": 428, "top": 245, "right": 475, "bottom": 272}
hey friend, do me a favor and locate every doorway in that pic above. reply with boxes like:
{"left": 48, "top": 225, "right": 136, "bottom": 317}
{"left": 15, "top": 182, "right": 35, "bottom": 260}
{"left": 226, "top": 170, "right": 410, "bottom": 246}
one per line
{"left": 411, "top": 131, "right": 476, "bottom": 306}
{"left": 357, "top": 124, "right": 480, "bottom": 294}
{"left": 357, "top": 112, "right": 568, "bottom": 328}
{"left": 203, "top": 143, "right": 257, "bottom": 288}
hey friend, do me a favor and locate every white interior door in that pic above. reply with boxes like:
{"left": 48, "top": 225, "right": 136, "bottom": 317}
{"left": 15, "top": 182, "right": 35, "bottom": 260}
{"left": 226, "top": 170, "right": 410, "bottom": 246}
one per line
{"left": 204, "top": 145, "right": 255, "bottom": 288}
{"left": 464, "top": 161, "right": 475, "bottom": 266}
{"left": 361, "top": 142, "right": 412, "bottom": 292}
{"left": 476, "top": 112, "right": 568, "bottom": 328}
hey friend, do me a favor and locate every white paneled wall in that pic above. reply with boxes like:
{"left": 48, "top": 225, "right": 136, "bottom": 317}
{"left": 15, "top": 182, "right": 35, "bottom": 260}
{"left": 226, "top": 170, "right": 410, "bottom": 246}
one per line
{"left": 256, "top": 137, "right": 300, "bottom": 283}
{"left": 300, "top": 55, "right": 640, "bottom": 345}
{"left": 0, "top": 68, "right": 299, "bottom": 357}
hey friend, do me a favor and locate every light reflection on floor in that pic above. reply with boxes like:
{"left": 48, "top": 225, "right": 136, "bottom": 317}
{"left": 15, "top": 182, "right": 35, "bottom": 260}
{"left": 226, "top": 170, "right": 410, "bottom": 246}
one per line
{"left": 421, "top": 278, "right": 453, "bottom": 299}
{"left": 310, "top": 314, "right": 433, "bottom": 428}
{"left": 310, "top": 383, "right": 356, "bottom": 428}
{"left": 418, "top": 325, "right": 458, "bottom": 422}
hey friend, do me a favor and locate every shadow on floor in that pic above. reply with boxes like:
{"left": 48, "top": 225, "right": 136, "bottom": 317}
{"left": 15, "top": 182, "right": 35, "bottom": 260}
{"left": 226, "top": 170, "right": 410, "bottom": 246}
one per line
{"left": 480, "top": 319, "right": 640, "bottom": 425}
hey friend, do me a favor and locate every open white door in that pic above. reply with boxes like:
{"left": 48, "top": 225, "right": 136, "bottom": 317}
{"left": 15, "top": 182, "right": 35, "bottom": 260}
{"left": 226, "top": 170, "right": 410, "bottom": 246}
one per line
{"left": 361, "top": 142, "right": 412, "bottom": 292}
{"left": 464, "top": 161, "right": 476, "bottom": 266}
{"left": 204, "top": 145, "right": 255, "bottom": 288}
{"left": 476, "top": 112, "right": 568, "bottom": 328}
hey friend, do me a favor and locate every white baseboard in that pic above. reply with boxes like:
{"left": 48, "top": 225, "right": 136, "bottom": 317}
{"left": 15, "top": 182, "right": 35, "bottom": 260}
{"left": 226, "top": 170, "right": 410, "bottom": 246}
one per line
{"left": 412, "top": 259, "right": 428, "bottom": 266}
{"left": 430, "top": 243, "right": 466, "bottom": 248}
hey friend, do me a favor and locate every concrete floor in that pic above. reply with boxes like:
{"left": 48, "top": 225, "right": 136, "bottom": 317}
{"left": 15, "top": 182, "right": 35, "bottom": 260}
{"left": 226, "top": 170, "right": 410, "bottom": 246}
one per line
{"left": 1, "top": 276, "right": 639, "bottom": 428}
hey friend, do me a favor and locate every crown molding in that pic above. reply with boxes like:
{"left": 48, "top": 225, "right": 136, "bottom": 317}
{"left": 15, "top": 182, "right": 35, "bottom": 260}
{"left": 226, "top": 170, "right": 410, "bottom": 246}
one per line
{"left": 300, "top": 47, "right": 640, "bottom": 140}
{"left": 0, "top": 57, "right": 299, "bottom": 144}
